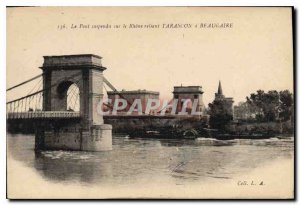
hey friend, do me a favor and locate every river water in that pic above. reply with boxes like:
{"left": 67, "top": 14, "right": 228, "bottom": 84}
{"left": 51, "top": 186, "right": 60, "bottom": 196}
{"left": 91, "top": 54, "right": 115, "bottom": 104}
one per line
{"left": 7, "top": 134, "right": 294, "bottom": 189}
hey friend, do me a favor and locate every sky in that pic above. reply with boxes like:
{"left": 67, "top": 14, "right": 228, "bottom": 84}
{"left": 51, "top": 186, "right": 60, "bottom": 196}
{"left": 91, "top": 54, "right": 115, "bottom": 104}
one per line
{"left": 7, "top": 7, "right": 293, "bottom": 105}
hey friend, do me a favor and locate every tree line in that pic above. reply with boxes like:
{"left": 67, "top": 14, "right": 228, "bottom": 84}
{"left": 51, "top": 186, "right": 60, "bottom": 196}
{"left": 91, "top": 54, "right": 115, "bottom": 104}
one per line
{"left": 208, "top": 90, "right": 293, "bottom": 130}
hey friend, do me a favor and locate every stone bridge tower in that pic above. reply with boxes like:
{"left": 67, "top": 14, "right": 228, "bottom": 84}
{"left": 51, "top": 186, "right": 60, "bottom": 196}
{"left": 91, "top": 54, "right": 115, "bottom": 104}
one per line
{"left": 36, "top": 54, "right": 112, "bottom": 151}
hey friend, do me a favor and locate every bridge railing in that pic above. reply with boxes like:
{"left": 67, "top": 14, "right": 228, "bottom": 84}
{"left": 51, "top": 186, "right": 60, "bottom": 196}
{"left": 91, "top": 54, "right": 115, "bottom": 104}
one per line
{"left": 7, "top": 111, "right": 81, "bottom": 119}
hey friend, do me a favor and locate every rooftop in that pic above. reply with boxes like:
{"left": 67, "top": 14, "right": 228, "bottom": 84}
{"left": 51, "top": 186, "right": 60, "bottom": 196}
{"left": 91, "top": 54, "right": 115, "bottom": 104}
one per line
{"left": 173, "top": 86, "right": 204, "bottom": 94}
{"left": 107, "top": 89, "right": 159, "bottom": 95}
{"left": 41, "top": 54, "right": 104, "bottom": 70}
{"left": 173, "top": 85, "right": 202, "bottom": 88}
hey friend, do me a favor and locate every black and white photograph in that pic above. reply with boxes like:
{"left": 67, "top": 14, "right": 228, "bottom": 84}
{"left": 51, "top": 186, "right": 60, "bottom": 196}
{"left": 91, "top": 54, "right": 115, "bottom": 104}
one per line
{"left": 5, "top": 6, "right": 295, "bottom": 199}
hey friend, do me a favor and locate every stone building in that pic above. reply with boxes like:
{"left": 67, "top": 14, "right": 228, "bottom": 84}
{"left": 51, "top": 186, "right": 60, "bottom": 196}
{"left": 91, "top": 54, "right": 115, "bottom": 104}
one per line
{"left": 213, "top": 81, "right": 234, "bottom": 115}
{"left": 107, "top": 89, "right": 159, "bottom": 114}
{"left": 172, "top": 85, "right": 205, "bottom": 115}
{"left": 233, "top": 102, "right": 256, "bottom": 120}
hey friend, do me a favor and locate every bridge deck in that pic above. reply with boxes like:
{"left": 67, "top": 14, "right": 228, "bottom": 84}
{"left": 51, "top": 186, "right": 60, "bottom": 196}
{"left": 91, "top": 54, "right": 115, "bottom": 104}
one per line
{"left": 7, "top": 111, "right": 81, "bottom": 119}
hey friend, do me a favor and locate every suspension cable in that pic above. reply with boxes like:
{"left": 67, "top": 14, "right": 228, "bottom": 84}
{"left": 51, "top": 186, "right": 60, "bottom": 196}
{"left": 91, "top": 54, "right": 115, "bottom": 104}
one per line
{"left": 7, "top": 71, "right": 82, "bottom": 104}
{"left": 6, "top": 74, "right": 43, "bottom": 92}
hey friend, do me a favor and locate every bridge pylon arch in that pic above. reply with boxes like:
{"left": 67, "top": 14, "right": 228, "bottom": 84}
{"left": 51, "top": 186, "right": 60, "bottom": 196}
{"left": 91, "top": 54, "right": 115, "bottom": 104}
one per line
{"left": 36, "top": 54, "right": 112, "bottom": 151}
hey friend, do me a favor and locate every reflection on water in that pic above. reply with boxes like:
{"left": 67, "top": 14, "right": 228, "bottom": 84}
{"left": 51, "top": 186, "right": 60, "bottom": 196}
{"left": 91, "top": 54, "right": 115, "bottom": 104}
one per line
{"left": 7, "top": 134, "right": 294, "bottom": 186}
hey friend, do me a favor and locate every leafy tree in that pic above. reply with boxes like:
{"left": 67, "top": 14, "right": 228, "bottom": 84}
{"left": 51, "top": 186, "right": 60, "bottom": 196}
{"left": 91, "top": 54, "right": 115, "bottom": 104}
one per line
{"left": 279, "top": 90, "right": 293, "bottom": 121}
{"left": 246, "top": 90, "right": 293, "bottom": 122}
{"left": 234, "top": 101, "right": 260, "bottom": 120}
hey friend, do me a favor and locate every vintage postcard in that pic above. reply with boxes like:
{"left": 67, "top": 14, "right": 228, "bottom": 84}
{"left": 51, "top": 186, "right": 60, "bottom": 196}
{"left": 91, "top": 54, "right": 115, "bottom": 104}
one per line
{"left": 6, "top": 7, "right": 294, "bottom": 199}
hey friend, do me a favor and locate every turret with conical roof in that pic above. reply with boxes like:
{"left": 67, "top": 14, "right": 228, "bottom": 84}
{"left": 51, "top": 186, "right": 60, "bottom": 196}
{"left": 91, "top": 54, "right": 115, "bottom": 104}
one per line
{"left": 215, "top": 80, "right": 225, "bottom": 100}
{"left": 218, "top": 80, "right": 223, "bottom": 95}
{"left": 213, "top": 80, "right": 234, "bottom": 115}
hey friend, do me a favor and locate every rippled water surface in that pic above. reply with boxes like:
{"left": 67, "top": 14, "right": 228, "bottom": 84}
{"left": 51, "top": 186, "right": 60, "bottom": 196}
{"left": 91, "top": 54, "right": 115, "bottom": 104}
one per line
{"left": 7, "top": 134, "right": 294, "bottom": 186}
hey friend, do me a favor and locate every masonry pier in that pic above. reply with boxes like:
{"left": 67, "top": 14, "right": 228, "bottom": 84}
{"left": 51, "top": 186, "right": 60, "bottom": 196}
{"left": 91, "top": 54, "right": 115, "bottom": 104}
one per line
{"left": 36, "top": 54, "right": 112, "bottom": 151}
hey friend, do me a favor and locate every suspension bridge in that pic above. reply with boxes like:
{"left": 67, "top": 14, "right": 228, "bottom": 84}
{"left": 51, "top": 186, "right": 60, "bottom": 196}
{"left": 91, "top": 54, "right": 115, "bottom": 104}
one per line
{"left": 7, "top": 54, "right": 206, "bottom": 151}
{"left": 6, "top": 54, "right": 121, "bottom": 151}
{"left": 7, "top": 72, "right": 81, "bottom": 119}
{"left": 6, "top": 70, "right": 119, "bottom": 120}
